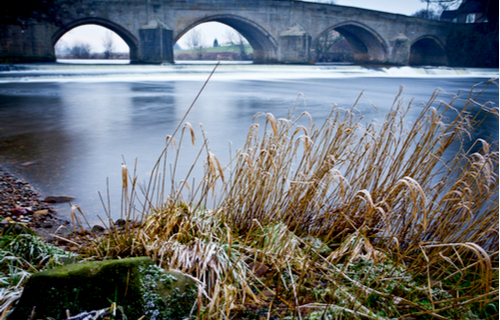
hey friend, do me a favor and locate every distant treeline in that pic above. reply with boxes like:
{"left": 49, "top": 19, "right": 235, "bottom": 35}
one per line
{"left": 57, "top": 52, "right": 130, "bottom": 60}
{"left": 175, "top": 51, "right": 252, "bottom": 61}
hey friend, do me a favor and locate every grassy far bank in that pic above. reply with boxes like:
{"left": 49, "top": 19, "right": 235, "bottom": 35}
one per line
{"left": 0, "top": 75, "right": 499, "bottom": 319}
{"left": 176, "top": 44, "right": 253, "bottom": 54}
{"left": 175, "top": 44, "right": 253, "bottom": 61}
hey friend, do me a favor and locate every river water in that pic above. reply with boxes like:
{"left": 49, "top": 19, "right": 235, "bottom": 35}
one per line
{"left": 0, "top": 62, "right": 498, "bottom": 225}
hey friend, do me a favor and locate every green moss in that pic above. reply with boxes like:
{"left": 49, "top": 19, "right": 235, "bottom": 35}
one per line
{"left": 8, "top": 257, "right": 196, "bottom": 320}
{"left": 8, "top": 257, "right": 150, "bottom": 319}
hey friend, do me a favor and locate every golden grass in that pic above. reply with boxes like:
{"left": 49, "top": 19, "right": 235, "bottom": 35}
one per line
{"left": 75, "top": 78, "right": 499, "bottom": 319}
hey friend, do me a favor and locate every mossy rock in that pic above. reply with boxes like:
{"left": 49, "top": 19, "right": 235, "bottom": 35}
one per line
{"left": 8, "top": 257, "right": 197, "bottom": 320}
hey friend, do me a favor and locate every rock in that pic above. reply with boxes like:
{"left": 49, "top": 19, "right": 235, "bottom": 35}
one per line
{"left": 20, "top": 161, "right": 37, "bottom": 167}
{"left": 114, "top": 219, "right": 136, "bottom": 228}
{"left": 91, "top": 225, "right": 105, "bottom": 233}
{"left": 114, "top": 219, "right": 127, "bottom": 227}
{"left": 1, "top": 217, "right": 14, "bottom": 225}
{"left": 11, "top": 206, "right": 32, "bottom": 215}
{"left": 260, "top": 289, "right": 275, "bottom": 302}
{"left": 8, "top": 257, "right": 197, "bottom": 320}
{"left": 43, "top": 196, "right": 75, "bottom": 203}
{"left": 249, "top": 262, "right": 269, "bottom": 277}
{"left": 33, "top": 209, "right": 49, "bottom": 216}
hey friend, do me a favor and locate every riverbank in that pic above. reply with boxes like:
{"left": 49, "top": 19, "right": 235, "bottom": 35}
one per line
{"left": 0, "top": 69, "right": 497, "bottom": 319}
{"left": 0, "top": 167, "right": 71, "bottom": 241}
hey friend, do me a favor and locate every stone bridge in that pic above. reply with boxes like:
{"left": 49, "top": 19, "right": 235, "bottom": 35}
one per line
{"left": 0, "top": 0, "right": 451, "bottom": 65}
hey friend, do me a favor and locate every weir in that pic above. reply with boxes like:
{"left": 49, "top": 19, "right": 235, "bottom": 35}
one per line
{"left": 0, "top": 0, "right": 451, "bottom": 65}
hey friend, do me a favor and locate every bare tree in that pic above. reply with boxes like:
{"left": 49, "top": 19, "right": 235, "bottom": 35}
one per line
{"left": 312, "top": 29, "right": 352, "bottom": 62}
{"left": 186, "top": 29, "right": 204, "bottom": 59}
{"left": 420, "top": 0, "right": 463, "bottom": 15}
{"left": 235, "top": 34, "right": 248, "bottom": 58}
{"left": 412, "top": 8, "right": 441, "bottom": 20}
{"left": 225, "top": 30, "right": 249, "bottom": 59}
{"left": 54, "top": 39, "right": 69, "bottom": 55}
{"left": 102, "top": 31, "right": 115, "bottom": 59}
{"left": 69, "top": 42, "right": 93, "bottom": 59}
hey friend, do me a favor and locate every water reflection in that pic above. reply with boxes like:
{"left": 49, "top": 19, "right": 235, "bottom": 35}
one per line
{"left": 130, "top": 83, "right": 177, "bottom": 128}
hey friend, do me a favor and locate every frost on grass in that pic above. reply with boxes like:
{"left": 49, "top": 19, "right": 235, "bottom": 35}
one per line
{"left": 140, "top": 264, "right": 197, "bottom": 320}
{"left": 0, "top": 232, "right": 76, "bottom": 315}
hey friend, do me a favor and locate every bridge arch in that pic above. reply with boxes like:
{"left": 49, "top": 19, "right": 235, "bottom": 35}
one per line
{"left": 175, "top": 15, "right": 278, "bottom": 63}
{"left": 52, "top": 17, "right": 139, "bottom": 62}
{"left": 409, "top": 36, "right": 447, "bottom": 66}
{"left": 316, "top": 22, "right": 388, "bottom": 64}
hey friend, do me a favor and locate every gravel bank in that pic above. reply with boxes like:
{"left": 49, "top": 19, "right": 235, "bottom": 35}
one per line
{"left": 0, "top": 166, "right": 71, "bottom": 240}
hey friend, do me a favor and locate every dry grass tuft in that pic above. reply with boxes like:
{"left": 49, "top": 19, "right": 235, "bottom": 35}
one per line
{"left": 72, "top": 78, "right": 499, "bottom": 319}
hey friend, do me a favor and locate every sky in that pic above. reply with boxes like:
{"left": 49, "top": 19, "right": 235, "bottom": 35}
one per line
{"left": 56, "top": 0, "right": 430, "bottom": 53}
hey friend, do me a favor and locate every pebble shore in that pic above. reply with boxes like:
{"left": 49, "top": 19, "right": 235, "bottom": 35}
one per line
{"left": 0, "top": 167, "right": 71, "bottom": 240}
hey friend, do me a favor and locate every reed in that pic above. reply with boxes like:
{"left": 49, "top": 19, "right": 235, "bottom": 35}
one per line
{"left": 74, "top": 78, "right": 499, "bottom": 319}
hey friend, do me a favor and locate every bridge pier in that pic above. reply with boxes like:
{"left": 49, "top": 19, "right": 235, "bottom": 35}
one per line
{"left": 0, "top": 25, "right": 56, "bottom": 63}
{"left": 388, "top": 34, "right": 411, "bottom": 66}
{"left": 278, "top": 24, "right": 311, "bottom": 64}
{"left": 138, "top": 21, "right": 174, "bottom": 64}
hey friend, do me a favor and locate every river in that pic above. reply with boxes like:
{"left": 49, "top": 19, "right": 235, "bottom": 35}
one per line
{"left": 0, "top": 62, "right": 498, "bottom": 225}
